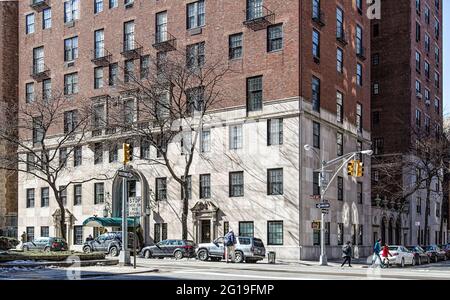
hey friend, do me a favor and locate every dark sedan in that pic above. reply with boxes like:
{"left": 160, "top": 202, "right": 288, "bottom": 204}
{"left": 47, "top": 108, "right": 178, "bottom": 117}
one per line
{"left": 440, "top": 244, "right": 450, "bottom": 259}
{"left": 22, "top": 237, "right": 68, "bottom": 252}
{"left": 141, "top": 240, "right": 195, "bottom": 259}
{"left": 424, "top": 245, "right": 447, "bottom": 262}
{"left": 406, "top": 246, "right": 430, "bottom": 265}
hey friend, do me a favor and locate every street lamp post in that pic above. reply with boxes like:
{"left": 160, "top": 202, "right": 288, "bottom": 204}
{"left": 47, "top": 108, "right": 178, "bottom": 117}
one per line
{"left": 304, "top": 144, "right": 373, "bottom": 266}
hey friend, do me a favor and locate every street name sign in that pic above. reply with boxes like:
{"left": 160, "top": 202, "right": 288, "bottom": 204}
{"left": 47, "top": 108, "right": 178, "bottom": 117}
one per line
{"left": 118, "top": 170, "right": 134, "bottom": 179}
{"left": 315, "top": 203, "right": 331, "bottom": 209}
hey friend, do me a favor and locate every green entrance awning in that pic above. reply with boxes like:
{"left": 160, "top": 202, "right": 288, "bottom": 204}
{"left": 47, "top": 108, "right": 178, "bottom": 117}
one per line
{"left": 82, "top": 217, "right": 139, "bottom": 228}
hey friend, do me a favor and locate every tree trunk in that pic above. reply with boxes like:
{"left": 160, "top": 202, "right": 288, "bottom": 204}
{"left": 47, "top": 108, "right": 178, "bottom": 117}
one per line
{"left": 424, "top": 181, "right": 431, "bottom": 245}
{"left": 181, "top": 181, "right": 189, "bottom": 240}
{"left": 52, "top": 187, "right": 67, "bottom": 241}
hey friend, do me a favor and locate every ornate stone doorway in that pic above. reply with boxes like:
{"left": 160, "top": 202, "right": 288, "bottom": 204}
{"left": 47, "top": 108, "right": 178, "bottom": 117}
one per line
{"left": 191, "top": 200, "right": 219, "bottom": 244}
{"left": 52, "top": 209, "right": 76, "bottom": 245}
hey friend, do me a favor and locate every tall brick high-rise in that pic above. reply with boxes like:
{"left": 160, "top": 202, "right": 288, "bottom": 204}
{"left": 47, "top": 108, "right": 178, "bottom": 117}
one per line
{"left": 371, "top": 0, "right": 445, "bottom": 245}
{"left": 15, "top": 0, "right": 372, "bottom": 260}
{"left": 0, "top": 0, "right": 19, "bottom": 238}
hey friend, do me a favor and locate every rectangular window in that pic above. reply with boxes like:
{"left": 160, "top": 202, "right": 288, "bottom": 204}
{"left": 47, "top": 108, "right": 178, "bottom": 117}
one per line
{"left": 337, "top": 132, "right": 343, "bottom": 156}
{"left": 312, "top": 76, "right": 320, "bottom": 112}
{"left": 94, "top": 29, "right": 105, "bottom": 58}
{"left": 415, "top": 51, "right": 421, "bottom": 72}
{"left": 123, "top": 21, "right": 135, "bottom": 52}
{"left": 416, "top": 22, "right": 421, "bottom": 42}
{"left": 109, "top": 0, "right": 118, "bottom": 8}
{"left": 187, "top": 86, "right": 205, "bottom": 114}
{"left": 356, "top": 25, "right": 363, "bottom": 56}
{"left": 373, "top": 83, "right": 379, "bottom": 95}
{"left": 33, "top": 47, "right": 44, "bottom": 74}
{"left": 32, "top": 117, "right": 43, "bottom": 146}
{"left": 40, "top": 226, "right": 49, "bottom": 238}
{"left": 201, "top": 129, "right": 211, "bottom": 153}
{"left": 247, "top": 76, "right": 263, "bottom": 112}
{"left": 336, "top": 7, "right": 344, "bottom": 40}
{"left": 267, "top": 24, "right": 283, "bottom": 52}
{"left": 229, "top": 33, "right": 243, "bottom": 60}
{"left": 27, "top": 153, "right": 36, "bottom": 172}
{"left": 43, "top": 8, "right": 51, "bottom": 29}
{"left": 109, "top": 144, "right": 118, "bottom": 163}
{"left": 357, "top": 182, "right": 363, "bottom": 204}
{"left": 373, "top": 138, "right": 384, "bottom": 155}
{"left": 338, "top": 223, "right": 344, "bottom": 245}
{"left": 239, "top": 221, "right": 254, "bottom": 238}
{"left": 156, "top": 11, "right": 168, "bottom": 43}
{"left": 93, "top": 103, "right": 106, "bottom": 129}
{"left": 186, "top": 42, "right": 205, "bottom": 69}
{"left": 140, "top": 55, "right": 150, "bottom": 79}
{"left": 74, "top": 146, "right": 82, "bottom": 167}
{"left": 337, "top": 47, "right": 343, "bottom": 73}
{"left": 336, "top": 91, "right": 343, "bottom": 123}
{"left": 200, "top": 174, "right": 211, "bottom": 199}
{"left": 187, "top": 0, "right": 205, "bottom": 29}
{"left": 94, "top": 0, "right": 103, "bottom": 14}
{"left": 358, "top": 225, "right": 363, "bottom": 245}
{"left": 337, "top": 176, "right": 344, "bottom": 201}
{"left": 124, "top": 60, "right": 134, "bottom": 83}
{"left": 312, "top": 29, "right": 320, "bottom": 59}
{"left": 416, "top": 109, "right": 422, "bottom": 127}
{"left": 140, "top": 139, "right": 150, "bottom": 160}
{"left": 434, "top": 72, "right": 440, "bottom": 89}
{"left": 42, "top": 79, "right": 51, "bottom": 102}
{"left": 246, "top": 0, "right": 263, "bottom": 20}
{"left": 94, "top": 143, "right": 103, "bottom": 165}
{"left": 180, "top": 176, "right": 192, "bottom": 200}
{"left": 229, "top": 172, "right": 244, "bottom": 197}
{"left": 313, "top": 172, "right": 320, "bottom": 196}
{"left": 26, "top": 13, "right": 35, "bottom": 34}
{"left": 64, "top": 0, "right": 80, "bottom": 23}
{"left": 59, "top": 186, "right": 67, "bottom": 206}
{"left": 94, "top": 183, "right": 104, "bottom": 204}
{"left": 156, "top": 178, "right": 167, "bottom": 201}
{"left": 425, "top": 34, "right": 430, "bottom": 53}
{"left": 267, "top": 221, "right": 283, "bottom": 245}
{"left": 64, "top": 110, "right": 78, "bottom": 134}
{"left": 94, "top": 67, "right": 104, "bottom": 89}
{"left": 268, "top": 168, "right": 283, "bottom": 195}
{"left": 26, "top": 83, "right": 34, "bottom": 103}
{"left": 26, "top": 227, "right": 35, "bottom": 242}
{"left": 74, "top": 184, "right": 82, "bottom": 206}
{"left": 356, "top": 63, "right": 363, "bottom": 86}
{"left": 229, "top": 124, "right": 243, "bottom": 150}
{"left": 26, "top": 189, "right": 35, "bottom": 208}
{"left": 313, "top": 222, "right": 320, "bottom": 245}
{"left": 267, "top": 119, "right": 283, "bottom": 146}
{"left": 313, "top": 121, "right": 320, "bottom": 148}
{"left": 109, "top": 63, "right": 118, "bottom": 86}
{"left": 41, "top": 187, "right": 49, "bottom": 207}
{"left": 356, "top": 103, "right": 362, "bottom": 133}
{"left": 64, "top": 73, "right": 78, "bottom": 95}
{"left": 73, "top": 226, "right": 83, "bottom": 245}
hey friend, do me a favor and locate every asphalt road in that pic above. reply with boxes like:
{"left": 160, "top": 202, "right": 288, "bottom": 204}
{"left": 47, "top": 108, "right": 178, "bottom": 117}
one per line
{"left": 1, "top": 258, "right": 449, "bottom": 280}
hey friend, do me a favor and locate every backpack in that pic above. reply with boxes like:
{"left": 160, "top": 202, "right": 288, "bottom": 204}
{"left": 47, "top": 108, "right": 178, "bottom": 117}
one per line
{"left": 224, "top": 233, "right": 234, "bottom": 246}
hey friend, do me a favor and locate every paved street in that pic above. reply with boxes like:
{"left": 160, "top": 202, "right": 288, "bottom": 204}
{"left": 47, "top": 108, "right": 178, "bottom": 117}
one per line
{"left": 1, "top": 258, "right": 449, "bottom": 280}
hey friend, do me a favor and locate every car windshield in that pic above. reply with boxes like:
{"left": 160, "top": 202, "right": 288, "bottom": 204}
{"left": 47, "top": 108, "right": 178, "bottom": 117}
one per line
{"left": 253, "top": 238, "right": 264, "bottom": 247}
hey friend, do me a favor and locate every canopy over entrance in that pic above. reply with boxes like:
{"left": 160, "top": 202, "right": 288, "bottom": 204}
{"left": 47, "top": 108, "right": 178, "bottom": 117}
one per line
{"left": 82, "top": 217, "right": 139, "bottom": 228}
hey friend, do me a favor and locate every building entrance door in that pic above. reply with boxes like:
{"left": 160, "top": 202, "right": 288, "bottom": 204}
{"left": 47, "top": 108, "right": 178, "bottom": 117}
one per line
{"left": 201, "top": 220, "right": 211, "bottom": 243}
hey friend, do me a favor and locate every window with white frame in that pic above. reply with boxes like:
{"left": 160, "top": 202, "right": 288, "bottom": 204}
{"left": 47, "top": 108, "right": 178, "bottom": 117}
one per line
{"left": 64, "top": 0, "right": 80, "bottom": 23}
{"left": 26, "top": 13, "right": 35, "bottom": 34}
{"left": 229, "top": 124, "right": 243, "bottom": 150}
{"left": 267, "top": 118, "right": 283, "bottom": 146}
{"left": 187, "top": 0, "right": 205, "bottom": 29}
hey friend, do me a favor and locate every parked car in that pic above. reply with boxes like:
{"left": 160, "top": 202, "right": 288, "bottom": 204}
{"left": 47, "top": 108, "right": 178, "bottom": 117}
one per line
{"left": 141, "top": 240, "right": 195, "bottom": 259}
{"left": 424, "top": 245, "right": 447, "bottom": 262}
{"left": 439, "top": 244, "right": 450, "bottom": 259}
{"left": 22, "top": 237, "right": 68, "bottom": 252}
{"left": 196, "top": 236, "right": 266, "bottom": 263}
{"left": 82, "top": 232, "right": 137, "bottom": 257}
{"left": 406, "top": 246, "right": 430, "bottom": 265}
{"left": 379, "top": 245, "right": 415, "bottom": 267}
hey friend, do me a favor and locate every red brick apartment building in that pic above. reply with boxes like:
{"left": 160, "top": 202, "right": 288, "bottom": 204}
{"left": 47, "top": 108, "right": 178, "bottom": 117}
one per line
{"left": 0, "top": 0, "right": 18, "bottom": 238}
{"left": 371, "top": 0, "right": 446, "bottom": 246}
{"left": 17, "top": 0, "right": 372, "bottom": 260}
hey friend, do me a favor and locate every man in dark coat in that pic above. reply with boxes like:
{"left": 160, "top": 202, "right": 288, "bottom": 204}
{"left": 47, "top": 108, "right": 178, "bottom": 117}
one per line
{"left": 341, "top": 241, "right": 353, "bottom": 267}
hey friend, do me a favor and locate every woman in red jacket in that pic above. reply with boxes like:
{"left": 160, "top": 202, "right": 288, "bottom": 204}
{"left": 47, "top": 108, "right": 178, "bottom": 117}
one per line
{"left": 381, "top": 244, "right": 393, "bottom": 268}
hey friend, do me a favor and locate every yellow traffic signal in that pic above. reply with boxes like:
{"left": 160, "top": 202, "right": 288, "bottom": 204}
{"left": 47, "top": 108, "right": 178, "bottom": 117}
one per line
{"left": 356, "top": 161, "right": 364, "bottom": 177}
{"left": 123, "top": 143, "right": 131, "bottom": 164}
{"left": 347, "top": 160, "right": 355, "bottom": 177}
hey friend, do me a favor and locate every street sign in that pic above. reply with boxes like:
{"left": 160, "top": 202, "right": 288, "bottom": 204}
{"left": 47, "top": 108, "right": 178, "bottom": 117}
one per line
{"left": 315, "top": 203, "right": 331, "bottom": 209}
{"left": 118, "top": 170, "right": 134, "bottom": 179}
{"left": 312, "top": 221, "right": 321, "bottom": 229}
{"left": 128, "top": 196, "right": 142, "bottom": 217}
{"left": 415, "top": 221, "right": 421, "bottom": 226}
{"left": 321, "top": 209, "right": 329, "bottom": 215}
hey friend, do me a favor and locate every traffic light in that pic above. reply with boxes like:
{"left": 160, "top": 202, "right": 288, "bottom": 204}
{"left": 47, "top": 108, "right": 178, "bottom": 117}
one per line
{"left": 356, "top": 161, "right": 365, "bottom": 177}
{"left": 347, "top": 160, "right": 355, "bottom": 177}
{"left": 123, "top": 143, "right": 131, "bottom": 164}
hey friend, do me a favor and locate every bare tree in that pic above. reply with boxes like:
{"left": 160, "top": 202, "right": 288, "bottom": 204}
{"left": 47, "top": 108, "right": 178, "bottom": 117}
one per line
{"left": 109, "top": 48, "right": 232, "bottom": 240}
{"left": 372, "top": 127, "right": 450, "bottom": 244}
{"left": 0, "top": 92, "right": 108, "bottom": 241}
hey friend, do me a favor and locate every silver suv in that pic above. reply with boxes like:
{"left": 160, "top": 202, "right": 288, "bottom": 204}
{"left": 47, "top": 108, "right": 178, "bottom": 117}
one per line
{"left": 196, "top": 236, "right": 266, "bottom": 263}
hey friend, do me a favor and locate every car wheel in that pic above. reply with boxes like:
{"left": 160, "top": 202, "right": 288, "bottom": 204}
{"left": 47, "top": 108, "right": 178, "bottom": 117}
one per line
{"left": 109, "top": 246, "right": 119, "bottom": 257}
{"left": 400, "top": 258, "right": 405, "bottom": 268}
{"left": 234, "top": 251, "right": 244, "bottom": 263}
{"left": 174, "top": 250, "right": 183, "bottom": 260}
{"left": 83, "top": 246, "right": 92, "bottom": 253}
{"left": 144, "top": 250, "right": 152, "bottom": 259}
{"left": 197, "top": 249, "right": 209, "bottom": 261}
{"left": 44, "top": 246, "right": 51, "bottom": 252}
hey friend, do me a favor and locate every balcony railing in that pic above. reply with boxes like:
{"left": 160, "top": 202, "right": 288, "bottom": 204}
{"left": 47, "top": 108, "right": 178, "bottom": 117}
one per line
{"left": 31, "top": 63, "right": 50, "bottom": 81}
{"left": 152, "top": 31, "right": 177, "bottom": 52}
{"left": 30, "top": 0, "right": 50, "bottom": 12}
{"left": 336, "top": 29, "right": 348, "bottom": 46}
{"left": 356, "top": 46, "right": 366, "bottom": 60}
{"left": 121, "top": 40, "right": 143, "bottom": 59}
{"left": 91, "top": 48, "right": 113, "bottom": 66}
{"left": 312, "top": 10, "right": 326, "bottom": 27}
{"left": 243, "top": 6, "right": 275, "bottom": 31}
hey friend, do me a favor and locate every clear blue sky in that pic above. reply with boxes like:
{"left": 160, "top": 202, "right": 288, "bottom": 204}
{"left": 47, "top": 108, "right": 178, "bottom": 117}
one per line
{"left": 444, "top": 2, "right": 449, "bottom": 116}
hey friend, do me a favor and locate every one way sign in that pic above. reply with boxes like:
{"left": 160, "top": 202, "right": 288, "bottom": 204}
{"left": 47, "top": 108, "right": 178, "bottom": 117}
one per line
{"left": 315, "top": 203, "right": 331, "bottom": 209}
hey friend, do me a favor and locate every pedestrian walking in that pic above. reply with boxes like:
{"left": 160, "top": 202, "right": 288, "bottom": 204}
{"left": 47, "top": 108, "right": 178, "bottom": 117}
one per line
{"left": 21, "top": 231, "right": 27, "bottom": 244}
{"left": 381, "top": 244, "right": 392, "bottom": 268}
{"left": 224, "top": 229, "right": 236, "bottom": 263}
{"left": 371, "top": 238, "right": 384, "bottom": 267}
{"left": 341, "top": 241, "right": 353, "bottom": 267}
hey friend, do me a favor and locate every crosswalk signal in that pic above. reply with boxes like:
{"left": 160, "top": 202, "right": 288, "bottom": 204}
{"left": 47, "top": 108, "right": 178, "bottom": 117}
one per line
{"left": 123, "top": 143, "right": 131, "bottom": 165}
{"left": 356, "top": 161, "right": 364, "bottom": 177}
{"left": 347, "top": 160, "right": 355, "bottom": 177}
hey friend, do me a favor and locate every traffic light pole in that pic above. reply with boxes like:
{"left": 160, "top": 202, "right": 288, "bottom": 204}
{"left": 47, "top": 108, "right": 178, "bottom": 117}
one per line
{"left": 119, "top": 144, "right": 131, "bottom": 266}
